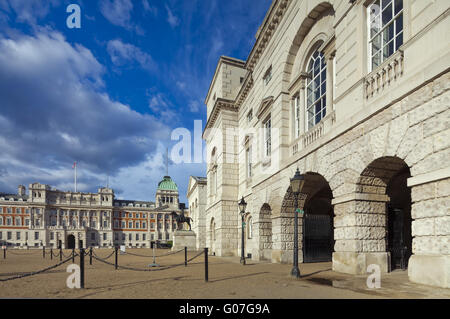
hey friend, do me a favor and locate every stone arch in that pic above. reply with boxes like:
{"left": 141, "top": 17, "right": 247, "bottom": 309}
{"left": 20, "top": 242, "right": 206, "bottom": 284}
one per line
{"left": 256, "top": 203, "right": 273, "bottom": 261}
{"left": 282, "top": 1, "right": 335, "bottom": 87}
{"left": 273, "top": 171, "right": 334, "bottom": 264}
{"left": 209, "top": 217, "right": 216, "bottom": 255}
{"left": 333, "top": 156, "right": 412, "bottom": 274}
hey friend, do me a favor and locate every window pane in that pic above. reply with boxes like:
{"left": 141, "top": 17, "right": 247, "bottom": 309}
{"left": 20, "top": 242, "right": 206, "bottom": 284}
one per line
{"left": 396, "top": 14, "right": 403, "bottom": 35}
{"left": 395, "top": 32, "right": 403, "bottom": 51}
{"left": 372, "top": 34, "right": 381, "bottom": 52}
{"left": 394, "top": 0, "right": 403, "bottom": 15}
{"left": 382, "top": 3, "right": 393, "bottom": 26}
{"left": 372, "top": 51, "right": 381, "bottom": 69}
{"left": 382, "top": 0, "right": 391, "bottom": 10}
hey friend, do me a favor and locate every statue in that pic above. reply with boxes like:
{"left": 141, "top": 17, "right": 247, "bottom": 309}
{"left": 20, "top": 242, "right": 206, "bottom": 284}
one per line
{"left": 171, "top": 210, "right": 193, "bottom": 231}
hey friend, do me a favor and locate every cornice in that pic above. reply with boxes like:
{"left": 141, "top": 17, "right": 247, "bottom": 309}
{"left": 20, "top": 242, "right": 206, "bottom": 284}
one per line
{"left": 245, "top": 0, "right": 291, "bottom": 72}
{"left": 202, "top": 98, "right": 237, "bottom": 138}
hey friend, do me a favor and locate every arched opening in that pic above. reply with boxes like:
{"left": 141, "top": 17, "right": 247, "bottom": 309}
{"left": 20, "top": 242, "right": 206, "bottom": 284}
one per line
{"left": 279, "top": 171, "right": 334, "bottom": 264}
{"left": 258, "top": 204, "right": 273, "bottom": 261}
{"left": 210, "top": 218, "right": 216, "bottom": 256}
{"left": 386, "top": 166, "right": 412, "bottom": 270}
{"left": 67, "top": 234, "right": 75, "bottom": 249}
{"left": 303, "top": 179, "right": 334, "bottom": 263}
{"left": 357, "top": 156, "right": 412, "bottom": 271}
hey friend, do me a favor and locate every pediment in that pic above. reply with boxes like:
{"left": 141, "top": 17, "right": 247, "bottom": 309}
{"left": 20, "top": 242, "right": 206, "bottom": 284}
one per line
{"left": 256, "top": 96, "right": 274, "bottom": 119}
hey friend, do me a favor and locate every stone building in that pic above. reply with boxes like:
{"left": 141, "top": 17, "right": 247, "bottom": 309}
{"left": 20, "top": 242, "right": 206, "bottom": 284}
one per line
{"left": 202, "top": 0, "right": 450, "bottom": 288}
{"left": 0, "top": 175, "right": 184, "bottom": 249}
{"left": 187, "top": 176, "right": 207, "bottom": 250}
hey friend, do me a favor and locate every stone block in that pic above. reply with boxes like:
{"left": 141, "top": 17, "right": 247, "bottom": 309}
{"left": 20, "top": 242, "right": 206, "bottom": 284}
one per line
{"left": 411, "top": 197, "right": 450, "bottom": 218}
{"left": 408, "top": 255, "right": 450, "bottom": 288}
{"left": 412, "top": 218, "right": 435, "bottom": 237}
{"left": 435, "top": 216, "right": 450, "bottom": 236}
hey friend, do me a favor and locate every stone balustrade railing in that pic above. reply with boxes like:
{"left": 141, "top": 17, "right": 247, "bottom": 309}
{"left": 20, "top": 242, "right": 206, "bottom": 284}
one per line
{"left": 365, "top": 49, "right": 404, "bottom": 99}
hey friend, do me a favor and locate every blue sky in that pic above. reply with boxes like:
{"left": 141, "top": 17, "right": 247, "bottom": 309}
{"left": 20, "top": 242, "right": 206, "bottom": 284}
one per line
{"left": 0, "top": 0, "right": 272, "bottom": 204}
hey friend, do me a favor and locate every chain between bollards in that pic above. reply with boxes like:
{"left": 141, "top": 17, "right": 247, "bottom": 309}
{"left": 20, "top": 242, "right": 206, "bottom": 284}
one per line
{"left": 79, "top": 248, "right": 85, "bottom": 289}
{"left": 204, "top": 247, "right": 209, "bottom": 282}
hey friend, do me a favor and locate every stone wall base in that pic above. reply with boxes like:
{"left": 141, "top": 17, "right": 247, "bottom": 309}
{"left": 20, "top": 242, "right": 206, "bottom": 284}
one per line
{"left": 271, "top": 249, "right": 303, "bottom": 264}
{"left": 172, "top": 230, "right": 197, "bottom": 251}
{"left": 408, "top": 255, "right": 450, "bottom": 288}
{"left": 332, "top": 252, "right": 390, "bottom": 275}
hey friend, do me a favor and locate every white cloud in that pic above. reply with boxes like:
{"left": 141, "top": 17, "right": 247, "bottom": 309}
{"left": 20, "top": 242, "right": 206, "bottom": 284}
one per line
{"left": 107, "top": 39, "right": 156, "bottom": 72}
{"left": 188, "top": 100, "right": 201, "bottom": 113}
{"left": 0, "top": 0, "right": 60, "bottom": 25}
{"left": 100, "top": 0, "right": 144, "bottom": 34}
{"left": 142, "top": 0, "right": 157, "bottom": 17}
{"left": 165, "top": 4, "right": 179, "bottom": 28}
{"left": 0, "top": 29, "right": 171, "bottom": 196}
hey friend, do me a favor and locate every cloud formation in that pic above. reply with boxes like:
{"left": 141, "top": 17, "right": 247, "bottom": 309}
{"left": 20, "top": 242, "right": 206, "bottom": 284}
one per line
{"left": 165, "top": 4, "right": 179, "bottom": 28}
{"left": 0, "top": 30, "right": 171, "bottom": 194}
{"left": 107, "top": 39, "right": 156, "bottom": 72}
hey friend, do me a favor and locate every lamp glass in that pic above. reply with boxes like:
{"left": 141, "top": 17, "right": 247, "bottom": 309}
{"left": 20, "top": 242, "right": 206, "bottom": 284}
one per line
{"left": 238, "top": 197, "right": 247, "bottom": 213}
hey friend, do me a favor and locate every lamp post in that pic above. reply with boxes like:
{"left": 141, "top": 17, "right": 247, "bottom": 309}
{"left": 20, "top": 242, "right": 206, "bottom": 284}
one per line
{"left": 238, "top": 197, "right": 248, "bottom": 265}
{"left": 290, "top": 168, "right": 305, "bottom": 278}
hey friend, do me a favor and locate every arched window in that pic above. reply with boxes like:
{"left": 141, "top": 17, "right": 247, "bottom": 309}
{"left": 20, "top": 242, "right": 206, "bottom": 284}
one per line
{"left": 306, "top": 50, "right": 327, "bottom": 130}
{"left": 247, "top": 216, "right": 253, "bottom": 239}
{"left": 210, "top": 148, "right": 217, "bottom": 196}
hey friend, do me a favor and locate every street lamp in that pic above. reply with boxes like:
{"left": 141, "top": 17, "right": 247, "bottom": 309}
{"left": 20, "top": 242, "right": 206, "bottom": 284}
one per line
{"left": 290, "top": 168, "right": 305, "bottom": 278}
{"left": 238, "top": 197, "right": 248, "bottom": 265}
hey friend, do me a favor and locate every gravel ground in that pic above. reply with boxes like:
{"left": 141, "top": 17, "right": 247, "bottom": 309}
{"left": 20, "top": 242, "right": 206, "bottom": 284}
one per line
{"left": 0, "top": 248, "right": 447, "bottom": 299}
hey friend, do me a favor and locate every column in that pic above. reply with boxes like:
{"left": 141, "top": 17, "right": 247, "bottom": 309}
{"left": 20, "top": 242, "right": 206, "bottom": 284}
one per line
{"left": 57, "top": 209, "right": 60, "bottom": 227}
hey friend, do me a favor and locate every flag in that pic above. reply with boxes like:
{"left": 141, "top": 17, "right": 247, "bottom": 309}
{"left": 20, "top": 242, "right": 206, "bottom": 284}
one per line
{"left": 72, "top": 161, "right": 77, "bottom": 169}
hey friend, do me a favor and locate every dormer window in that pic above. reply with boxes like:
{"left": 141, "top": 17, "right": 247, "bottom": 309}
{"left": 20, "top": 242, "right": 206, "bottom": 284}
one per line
{"left": 263, "top": 66, "right": 272, "bottom": 86}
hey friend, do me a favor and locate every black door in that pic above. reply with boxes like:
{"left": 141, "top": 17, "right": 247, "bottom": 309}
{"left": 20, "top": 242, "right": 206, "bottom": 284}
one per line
{"left": 303, "top": 213, "right": 333, "bottom": 263}
{"left": 388, "top": 208, "right": 411, "bottom": 270}
{"left": 67, "top": 235, "right": 75, "bottom": 249}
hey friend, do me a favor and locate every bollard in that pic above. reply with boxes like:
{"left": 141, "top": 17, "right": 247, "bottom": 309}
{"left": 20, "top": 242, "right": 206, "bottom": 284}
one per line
{"left": 115, "top": 246, "right": 118, "bottom": 270}
{"left": 50, "top": 248, "right": 53, "bottom": 260}
{"left": 89, "top": 247, "right": 93, "bottom": 265}
{"left": 79, "top": 248, "right": 85, "bottom": 289}
{"left": 184, "top": 246, "right": 187, "bottom": 267}
{"left": 43, "top": 246, "right": 45, "bottom": 259}
{"left": 72, "top": 248, "right": 75, "bottom": 263}
{"left": 204, "top": 248, "right": 209, "bottom": 282}
{"left": 3, "top": 247, "right": 5, "bottom": 259}
{"left": 59, "top": 246, "right": 62, "bottom": 262}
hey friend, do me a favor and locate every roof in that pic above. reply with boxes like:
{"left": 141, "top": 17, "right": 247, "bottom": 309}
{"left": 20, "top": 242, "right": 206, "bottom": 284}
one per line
{"left": 157, "top": 176, "right": 178, "bottom": 191}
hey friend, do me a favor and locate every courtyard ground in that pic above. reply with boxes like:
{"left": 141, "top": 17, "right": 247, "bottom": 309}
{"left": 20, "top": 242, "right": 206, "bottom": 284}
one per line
{"left": 0, "top": 248, "right": 449, "bottom": 299}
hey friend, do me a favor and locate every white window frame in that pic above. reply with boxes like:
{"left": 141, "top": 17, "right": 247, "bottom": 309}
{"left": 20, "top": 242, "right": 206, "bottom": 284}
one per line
{"left": 305, "top": 50, "right": 327, "bottom": 131}
{"left": 294, "top": 95, "right": 301, "bottom": 138}
{"left": 246, "top": 146, "right": 252, "bottom": 178}
{"left": 367, "top": 0, "right": 404, "bottom": 72}
{"left": 263, "top": 66, "right": 272, "bottom": 86}
{"left": 263, "top": 117, "right": 272, "bottom": 157}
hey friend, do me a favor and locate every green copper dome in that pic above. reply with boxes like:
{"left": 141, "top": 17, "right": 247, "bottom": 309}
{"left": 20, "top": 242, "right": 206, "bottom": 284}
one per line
{"left": 157, "top": 176, "right": 178, "bottom": 191}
